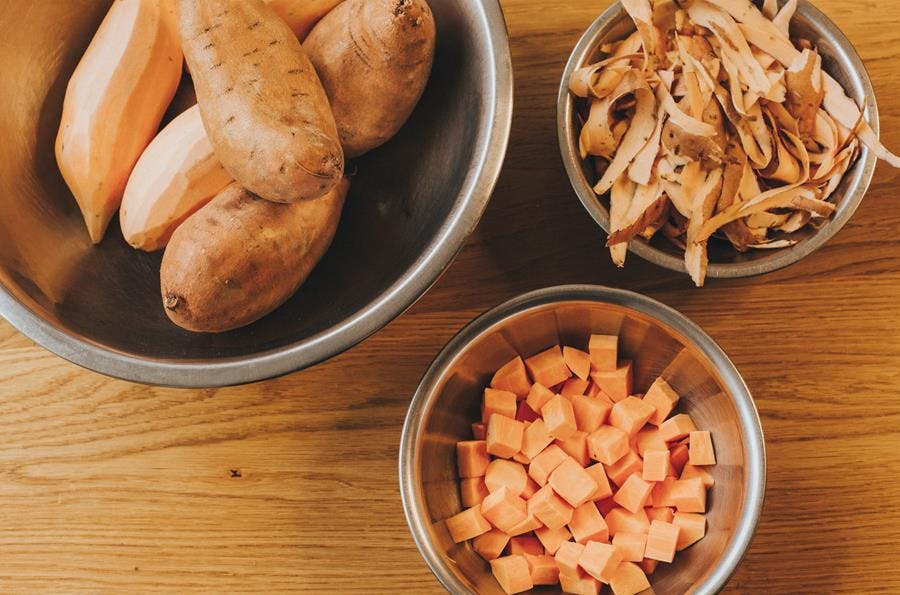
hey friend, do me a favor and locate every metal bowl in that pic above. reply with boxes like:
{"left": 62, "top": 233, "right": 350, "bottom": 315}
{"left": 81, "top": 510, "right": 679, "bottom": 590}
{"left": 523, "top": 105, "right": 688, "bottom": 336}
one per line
{"left": 400, "top": 285, "right": 766, "bottom": 594}
{"left": 0, "top": 0, "right": 513, "bottom": 387}
{"left": 557, "top": 1, "right": 879, "bottom": 279}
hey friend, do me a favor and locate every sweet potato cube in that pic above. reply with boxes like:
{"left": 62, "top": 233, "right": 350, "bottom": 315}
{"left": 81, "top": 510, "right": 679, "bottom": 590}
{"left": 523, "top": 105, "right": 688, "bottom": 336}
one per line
{"left": 642, "top": 449, "right": 670, "bottom": 482}
{"left": 646, "top": 507, "right": 674, "bottom": 523}
{"left": 604, "top": 507, "right": 650, "bottom": 536}
{"left": 635, "top": 426, "right": 667, "bottom": 456}
{"left": 671, "top": 478, "right": 706, "bottom": 513}
{"left": 481, "top": 487, "right": 528, "bottom": 534}
{"left": 485, "top": 459, "right": 528, "bottom": 496}
{"left": 579, "top": 541, "right": 623, "bottom": 583}
{"left": 613, "top": 474, "right": 654, "bottom": 513}
{"left": 471, "top": 422, "right": 486, "bottom": 440}
{"left": 560, "top": 571, "right": 602, "bottom": 595}
{"left": 561, "top": 377, "right": 590, "bottom": 396}
{"left": 689, "top": 430, "right": 716, "bottom": 465}
{"left": 564, "top": 346, "right": 592, "bottom": 380}
{"left": 673, "top": 511, "right": 707, "bottom": 550}
{"left": 549, "top": 458, "right": 599, "bottom": 508}
{"left": 525, "top": 346, "right": 572, "bottom": 388}
{"left": 609, "top": 396, "right": 656, "bottom": 436}
{"left": 584, "top": 463, "right": 614, "bottom": 501}
{"left": 651, "top": 477, "right": 678, "bottom": 507}
{"left": 486, "top": 414, "right": 525, "bottom": 459}
{"left": 588, "top": 335, "right": 618, "bottom": 372}
{"left": 554, "top": 540, "right": 585, "bottom": 577}
{"left": 609, "top": 561, "right": 651, "bottom": 595}
{"left": 639, "top": 558, "right": 658, "bottom": 576}
{"left": 509, "top": 535, "right": 544, "bottom": 556}
{"left": 446, "top": 506, "right": 492, "bottom": 543}
{"left": 461, "top": 477, "right": 490, "bottom": 507}
{"left": 491, "top": 356, "right": 532, "bottom": 398}
{"left": 524, "top": 553, "right": 560, "bottom": 585}
{"left": 659, "top": 413, "right": 697, "bottom": 442}
{"left": 521, "top": 477, "right": 540, "bottom": 499}
{"left": 473, "top": 528, "right": 510, "bottom": 561}
{"left": 612, "top": 532, "right": 647, "bottom": 562}
{"left": 556, "top": 430, "right": 591, "bottom": 467}
{"left": 483, "top": 388, "right": 518, "bottom": 424}
{"left": 645, "top": 520, "right": 680, "bottom": 563}
{"left": 573, "top": 395, "right": 612, "bottom": 433}
{"left": 681, "top": 463, "right": 715, "bottom": 487}
{"left": 586, "top": 381, "right": 604, "bottom": 399}
{"left": 587, "top": 425, "right": 629, "bottom": 465}
{"left": 457, "top": 440, "right": 490, "bottom": 478}
{"left": 568, "top": 501, "right": 609, "bottom": 544}
{"left": 643, "top": 377, "right": 680, "bottom": 425}
{"left": 534, "top": 524, "right": 572, "bottom": 555}
{"left": 596, "top": 496, "right": 617, "bottom": 516}
{"left": 521, "top": 418, "right": 554, "bottom": 460}
{"left": 525, "top": 383, "right": 556, "bottom": 413}
{"left": 507, "top": 509, "right": 543, "bottom": 537}
{"left": 541, "top": 394, "right": 577, "bottom": 441}
{"left": 605, "top": 450, "right": 642, "bottom": 487}
{"left": 528, "top": 484, "right": 574, "bottom": 530}
{"left": 490, "top": 554, "right": 534, "bottom": 594}
{"left": 516, "top": 400, "right": 540, "bottom": 423}
{"left": 528, "top": 444, "right": 568, "bottom": 486}
{"left": 512, "top": 451, "right": 531, "bottom": 465}
{"left": 591, "top": 360, "right": 633, "bottom": 403}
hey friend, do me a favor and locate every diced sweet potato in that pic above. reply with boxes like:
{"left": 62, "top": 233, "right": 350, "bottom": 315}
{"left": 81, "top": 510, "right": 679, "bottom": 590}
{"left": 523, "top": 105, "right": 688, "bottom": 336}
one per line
{"left": 481, "top": 486, "right": 528, "bottom": 534}
{"left": 522, "top": 477, "right": 540, "bottom": 499}
{"left": 604, "top": 507, "right": 650, "bottom": 536}
{"left": 472, "top": 422, "right": 486, "bottom": 440}
{"left": 584, "top": 463, "right": 614, "bottom": 501}
{"left": 604, "top": 450, "right": 642, "bottom": 487}
{"left": 651, "top": 477, "right": 678, "bottom": 507}
{"left": 642, "top": 449, "right": 670, "bottom": 482}
{"left": 669, "top": 442, "right": 690, "bottom": 476}
{"left": 524, "top": 553, "right": 560, "bottom": 585}
{"left": 609, "top": 561, "right": 651, "bottom": 595}
{"left": 573, "top": 395, "right": 612, "bottom": 433}
{"left": 534, "top": 524, "right": 572, "bottom": 555}
{"left": 579, "top": 541, "right": 623, "bottom": 583}
{"left": 528, "top": 484, "right": 574, "bottom": 530}
{"left": 588, "top": 335, "right": 618, "bottom": 372}
{"left": 635, "top": 426, "right": 667, "bottom": 456}
{"left": 659, "top": 414, "right": 697, "bottom": 442}
{"left": 491, "top": 356, "right": 532, "bottom": 398}
{"left": 490, "top": 554, "right": 534, "bottom": 594}
{"left": 586, "top": 382, "right": 604, "bottom": 399}
{"left": 643, "top": 377, "right": 680, "bottom": 425}
{"left": 556, "top": 430, "right": 591, "bottom": 467}
{"left": 609, "top": 396, "right": 656, "bottom": 436}
{"left": 486, "top": 414, "right": 525, "bottom": 459}
{"left": 689, "top": 430, "right": 716, "bottom": 465}
{"left": 646, "top": 507, "right": 675, "bottom": 524}
{"left": 446, "top": 506, "right": 492, "bottom": 543}
{"left": 681, "top": 463, "right": 715, "bottom": 487}
{"left": 483, "top": 388, "right": 518, "bottom": 424}
{"left": 461, "top": 477, "right": 490, "bottom": 507}
{"left": 673, "top": 511, "right": 707, "bottom": 550}
{"left": 569, "top": 501, "right": 609, "bottom": 544}
{"left": 485, "top": 459, "right": 528, "bottom": 496}
{"left": 596, "top": 496, "right": 617, "bottom": 517}
{"left": 591, "top": 360, "right": 633, "bottom": 402}
{"left": 613, "top": 473, "right": 654, "bottom": 513}
{"left": 525, "top": 383, "right": 556, "bottom": 413}
{"left": 587, "top": 425, "right": 629, "bottom": 465}
{"left": 507, "top": 509, "right": 543, "bottom": 537}
{"left": 525, "top": 346, "right": 572, "bottom": 388}
{"left": 509, "top": 535, "right": 544, "bottom": 556}
{"left": 612, "top": 531, "right": 647, "bottom": 562}
{"left": 564, "top": 346, "right": 592, "bottom": 380}
{"left": 521, "top": 419, "right": 554, "bottom": 462}
{"left": 457, "top": 440, "right": 490, "bottom": 478}
{"left": 473, "top": 528, "right": 510, "bottom": 561}
{"left": 555, "top": 540, "right": 586, "bottom": 577}
{"left": 560, "top": 571, "right": 602, "bottom": 595}
{"left": 671, "top": 478, "right": 706, "bottom": 513}
{"left": 528, "top": 444, "right": 568, "bottom": 486}
{"left": 645, "top": 520, "right": 680, "bottom": 563}
{"left": 516, "top": 400, "right": 541, "bottom": 423}
{"left": 541, "top": 394, "right": 578, "bottom": 441}
{"left": 561, "top": 377, "right": 591, "bottom": 396}
{"left": 549, "top": 457, "right": 599, "bottom": 508}
{"left": 639, "top": 558, "right": 658, "bottom": 576}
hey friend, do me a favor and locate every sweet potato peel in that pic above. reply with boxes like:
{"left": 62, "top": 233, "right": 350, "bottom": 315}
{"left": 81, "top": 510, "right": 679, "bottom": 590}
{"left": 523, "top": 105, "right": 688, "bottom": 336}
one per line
{"left": 569, "top": 0, "right": 895, "bottom": 286}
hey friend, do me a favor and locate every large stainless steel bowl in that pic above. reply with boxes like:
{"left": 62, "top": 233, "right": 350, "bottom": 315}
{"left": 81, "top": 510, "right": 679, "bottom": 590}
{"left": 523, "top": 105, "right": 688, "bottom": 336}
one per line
{"left": 0, "top": 0, "right": 513, "bottom": 387}
{"left": 558, "top": 0, "right": 879, "bottom": 279}
{"left": 400, "top": 285, "right": 766, "bottom": 594}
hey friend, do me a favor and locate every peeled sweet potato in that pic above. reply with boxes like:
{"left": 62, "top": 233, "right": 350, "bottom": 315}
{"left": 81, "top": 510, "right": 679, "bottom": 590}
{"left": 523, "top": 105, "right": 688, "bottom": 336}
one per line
{"left": 160, "top": 179, "right": 349, "bottom": 333}
{"left": 121, "top": 106, "right": 234, "bottom": 252}
{"left": 304, "top": 0, "right": 436, "bottom": 158}
{"left": 177, "top": 0, "right": 343, "bottom": 204}
{"left": 266, "top": 0, "right": 344, "bottom": 40}
{"left": 56, "top": 0, "right": 182, "bottom": 243}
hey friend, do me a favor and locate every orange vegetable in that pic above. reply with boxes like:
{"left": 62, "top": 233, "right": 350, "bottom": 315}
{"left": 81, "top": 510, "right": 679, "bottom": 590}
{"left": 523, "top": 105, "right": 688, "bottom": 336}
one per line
{"left": 525, "top": 346, "right": 573, "bottom": 388}
{"left": 492, "top": 356, "right": 533, "bottom": 397}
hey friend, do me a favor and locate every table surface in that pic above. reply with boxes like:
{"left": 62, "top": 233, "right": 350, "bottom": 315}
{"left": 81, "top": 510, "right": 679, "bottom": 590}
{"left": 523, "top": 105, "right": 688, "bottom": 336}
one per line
{"left": 2, "top": 0, "right": 900, "bottom": 593}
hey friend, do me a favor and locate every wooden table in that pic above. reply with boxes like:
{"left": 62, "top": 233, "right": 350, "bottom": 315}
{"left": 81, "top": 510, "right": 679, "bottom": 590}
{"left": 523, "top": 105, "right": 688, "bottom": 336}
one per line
{"left": 2, "top": 1, "right": 900, "bottom": 592}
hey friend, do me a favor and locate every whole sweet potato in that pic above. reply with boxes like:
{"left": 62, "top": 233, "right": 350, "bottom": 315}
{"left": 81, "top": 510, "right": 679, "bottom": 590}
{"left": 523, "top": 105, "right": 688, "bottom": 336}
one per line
{"left": 177, "top": 0, "right": 343, "bottom": 203}
{"left": 160, "top": 179, "right": 349, "bottom": 333}
{"left": 304, "top": 0, "right": 436, "bottom": 158}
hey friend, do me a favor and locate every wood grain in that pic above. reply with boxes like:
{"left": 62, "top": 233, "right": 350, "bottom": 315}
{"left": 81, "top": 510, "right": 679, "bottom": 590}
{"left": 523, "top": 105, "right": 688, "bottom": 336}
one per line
{"left": 2, "top": 0, "right": 900, "bottom": 592}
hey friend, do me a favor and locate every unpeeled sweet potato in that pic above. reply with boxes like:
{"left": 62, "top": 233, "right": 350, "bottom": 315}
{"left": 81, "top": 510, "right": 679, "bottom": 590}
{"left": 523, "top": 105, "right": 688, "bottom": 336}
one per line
{"left": 177, "top": 0, "right": 343, "bottom": 204}
{"left": 160, "top": 179, "right": 349, "bottom": 333}
{"left": 304, "top": 0, "right": 436, "bottom": 158}
{"left": 266, "top": 0, "right": 344, "bottom": 40}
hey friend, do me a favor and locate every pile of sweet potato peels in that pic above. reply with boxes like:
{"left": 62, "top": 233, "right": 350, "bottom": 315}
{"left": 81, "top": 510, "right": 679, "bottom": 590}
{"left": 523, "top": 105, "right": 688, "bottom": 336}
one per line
{"left": 569, "top": 0, "right": 899, "bottom": 286}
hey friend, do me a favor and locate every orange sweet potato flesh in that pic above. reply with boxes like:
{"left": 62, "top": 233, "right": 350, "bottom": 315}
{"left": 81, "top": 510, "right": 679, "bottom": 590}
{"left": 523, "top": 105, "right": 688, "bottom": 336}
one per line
{"left": 160, "top": 179, "right": 349, "bottom": 333}
{"left": 266, "top": 0, "right": 344, "bottom": 40}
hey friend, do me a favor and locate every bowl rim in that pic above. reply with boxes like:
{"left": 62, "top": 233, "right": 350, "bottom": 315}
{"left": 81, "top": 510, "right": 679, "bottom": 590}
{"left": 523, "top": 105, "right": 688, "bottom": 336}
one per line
{"left": 557, "top": 0, "right": 880, "bottom": 279}
{"left": 0, "top": 0, "right": 515, "bottom": 388}
{"left": 399, "top": 284, "right": 767, "bottom": 594}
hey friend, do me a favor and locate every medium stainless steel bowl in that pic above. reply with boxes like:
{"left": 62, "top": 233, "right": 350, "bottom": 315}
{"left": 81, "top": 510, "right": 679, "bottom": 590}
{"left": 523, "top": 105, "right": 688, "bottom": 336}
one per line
{"left": 558, "top": 1, "right": 879, "bottom": 279}
{"left": 0, "top": 0, "right": 513, "bottom": 387}
{"left": 400, "top": 285, "right": 766, "bottom": 594}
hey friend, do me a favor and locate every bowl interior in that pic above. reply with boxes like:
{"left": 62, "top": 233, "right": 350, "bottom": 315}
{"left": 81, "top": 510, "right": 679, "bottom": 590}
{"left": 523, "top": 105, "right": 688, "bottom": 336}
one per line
{"left": 560, "top": 1, "right": 878, "bottom": 277}
{"left": 413, "top": 297, "right": 759, "bottom": 594}
{"left": 0, "top": 0, "right": 506, "bottom": 383}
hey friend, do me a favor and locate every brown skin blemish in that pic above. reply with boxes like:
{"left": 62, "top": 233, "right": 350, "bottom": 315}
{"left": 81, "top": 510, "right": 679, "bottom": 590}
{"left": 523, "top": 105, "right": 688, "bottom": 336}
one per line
{"left": 164, "top": 294, "right": 181, "bottom": 311}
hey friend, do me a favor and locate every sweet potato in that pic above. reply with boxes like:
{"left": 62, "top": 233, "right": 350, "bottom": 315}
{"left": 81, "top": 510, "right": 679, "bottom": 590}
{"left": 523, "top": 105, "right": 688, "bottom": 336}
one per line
{"left": 266, "top": 0, "right": 344, "bottom": 40}
{"left": 160, "top": 179, "right": 349, "bottom": 333}
{"left": 177, "top": 0, "right": 343, "bottom": 204}
{"left": 304, "top": 0, "right": 436, "bottom": 158}
{"left": 56, "top": 0, "right": 182, "bottom": 243}
{"left": 121, "top": 106, "right": 234, "bottom": 252}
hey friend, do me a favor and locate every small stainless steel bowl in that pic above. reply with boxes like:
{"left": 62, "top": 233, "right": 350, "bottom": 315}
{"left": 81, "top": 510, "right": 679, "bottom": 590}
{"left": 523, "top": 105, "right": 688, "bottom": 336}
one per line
{"left": 0, "top": 0, "right": 512, "bottom": 387}
{"left": 400, "top": 285, "right": 766, "bottom": 594}
{"left": 557, "top": 1, "right": 879, "bottom": 279}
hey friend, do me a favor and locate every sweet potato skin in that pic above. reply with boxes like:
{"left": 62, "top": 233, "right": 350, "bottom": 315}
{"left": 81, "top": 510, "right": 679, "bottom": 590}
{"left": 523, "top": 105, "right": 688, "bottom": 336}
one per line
{"left": 177, "top": 0, "right": 343, "bottom": 203}
{"left": 304, "top": 0, "right": 436, "bottom": 158}
{"left": 56, "top": 0, "right": 182, "bottom": 243}
{"left": 160, "top": 179, "right": 349, "bottom": 333}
